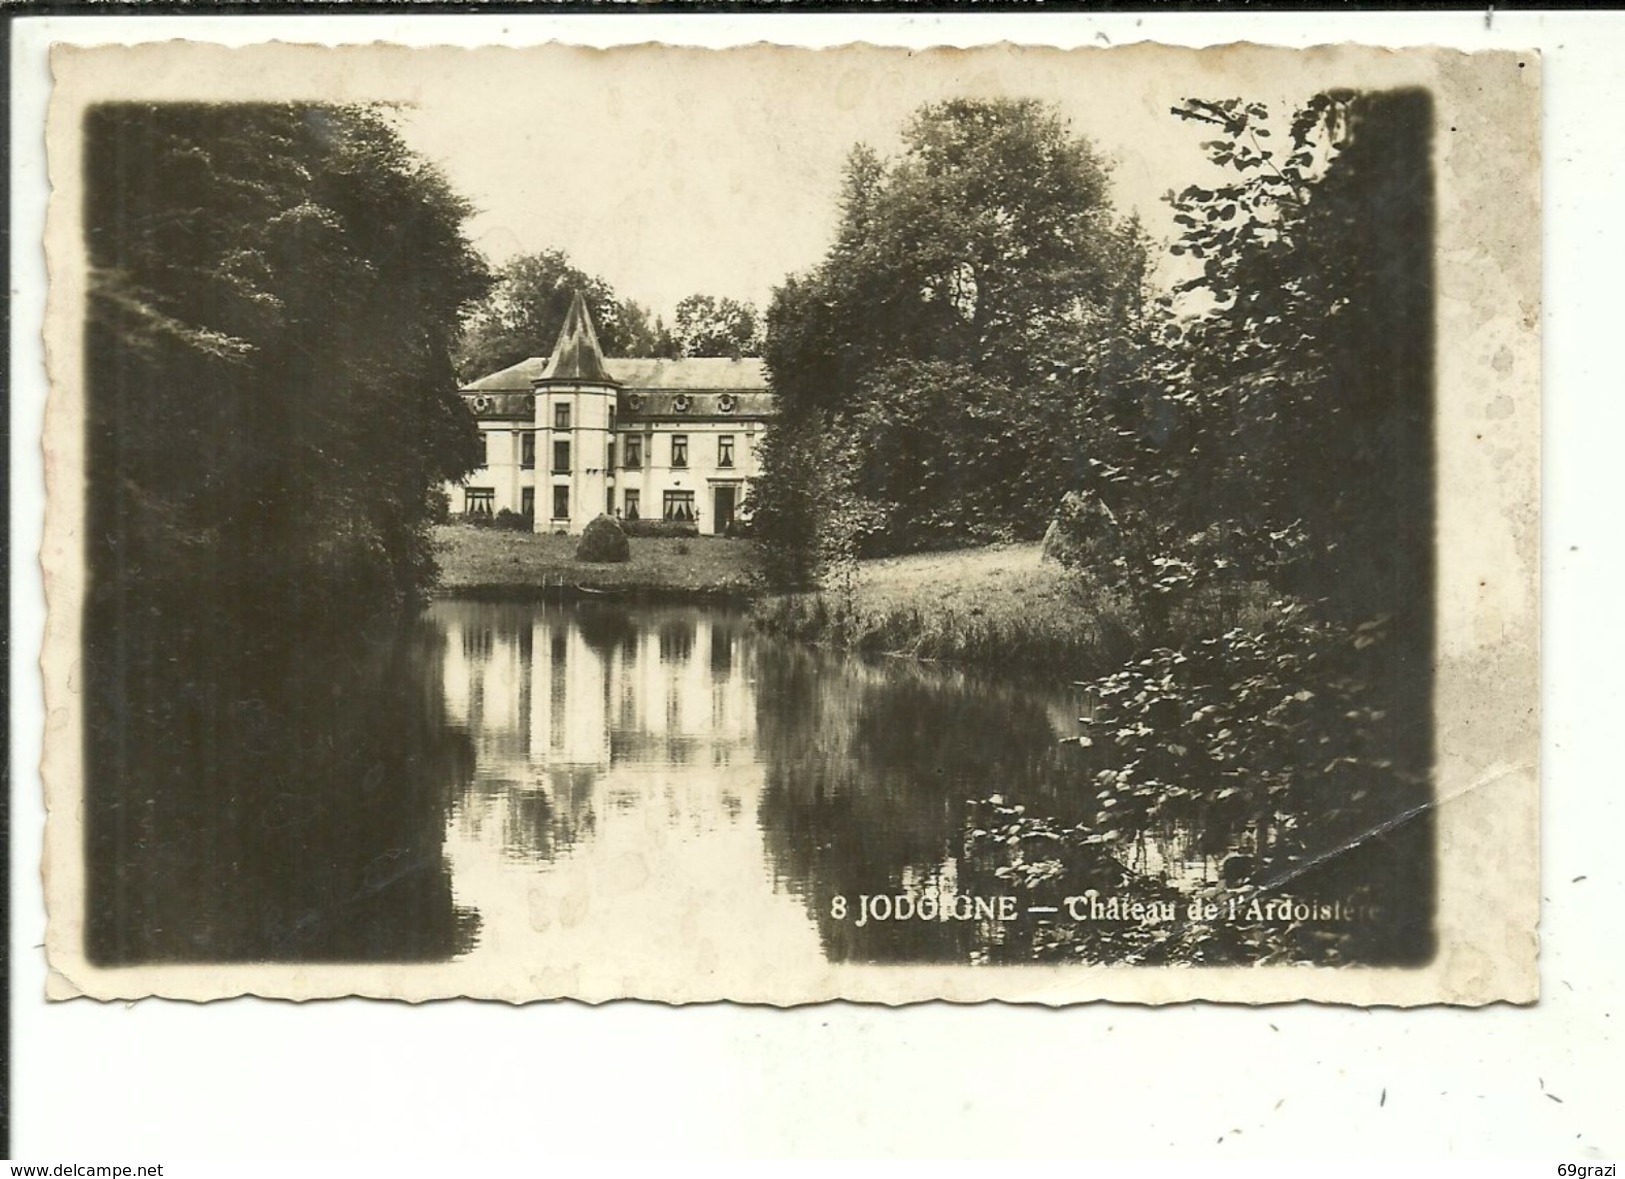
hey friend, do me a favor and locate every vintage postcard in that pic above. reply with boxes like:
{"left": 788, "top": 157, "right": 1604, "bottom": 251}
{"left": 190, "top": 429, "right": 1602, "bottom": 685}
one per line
{"left": 39, "top": 38, "right": 1538, "bottom": 1005}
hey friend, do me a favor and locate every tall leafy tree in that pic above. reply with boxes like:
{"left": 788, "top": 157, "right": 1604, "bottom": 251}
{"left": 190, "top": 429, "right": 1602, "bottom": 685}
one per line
{"left": 83, "top": 102, "right": 490, "bottom": 959}
{"left": 1066, "top": 90, "right": 1434, "bottom": 626}
{"left": 983, "top": 91, "right": 1438, "bottom": 966}
{"left": 766, "top": 99, "right": 1134, "bottom": 404}
{"left": 454, "top": 248, "right": 660, "bottom": 378}
{"left": 672, "top": 293, "right": 761, "bottom": 357}
{"left": 85, "top": 101, "right": 492, "bottom": 626}
{"left": 756, "top": 98, "right": 1143, "bottom": 557}
{"left": 615, "top": 299, "right": 677, "bottom": 359}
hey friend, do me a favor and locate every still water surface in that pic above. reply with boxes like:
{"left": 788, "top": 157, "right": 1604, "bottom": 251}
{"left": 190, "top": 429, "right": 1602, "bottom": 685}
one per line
{"left": 434, "top": 600, "right": 1094, "bottom": 971}
{"left": 90, "top": 598, "right": 1411, "bottom": 971}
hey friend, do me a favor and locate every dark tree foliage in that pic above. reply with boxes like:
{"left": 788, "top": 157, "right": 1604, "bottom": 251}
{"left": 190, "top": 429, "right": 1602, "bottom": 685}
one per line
{"left": 766, "top": 102, "right": 1132, "bottom": 400}
{"left": 1068, "top": 91, "right": 1435, "bottom": 631}
{"left": 1001, "top": 90, "right": 1438, "bottom": 966}
{"left": 455, "top": 248, "right": 664, "bottom": 379}
{"left": 755, "top": 98, "right": 1144, "bottom": 562}
{"left": 83, "top": 103, "right": 494, "bottom": 961}
{"left": 85, "top": 102, "right": 491, "bottom": 632}
{"left": 843, "top": 358, "right": 1096, "bottom": 550}
{"left": 672, "top": 293, "right": 761, "bottom": 358}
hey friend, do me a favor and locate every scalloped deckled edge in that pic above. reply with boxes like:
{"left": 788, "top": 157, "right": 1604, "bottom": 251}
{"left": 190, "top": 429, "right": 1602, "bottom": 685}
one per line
{"left": 38, "top": 38, "right": 1540, "bottom": 1007}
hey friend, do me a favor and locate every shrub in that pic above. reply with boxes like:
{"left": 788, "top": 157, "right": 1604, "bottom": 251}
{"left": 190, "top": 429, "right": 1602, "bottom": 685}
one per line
{"left": 493, "top": 508, "right": 532, "bottom": 532}
{"left": 623, "top": 518, "right": 698, "bottom": 538}
{"left": 575, "top": 514, "right": 631, "bottom": 563}
{"left": 1040, "top": 490, "right": 1121, "bottom": 567}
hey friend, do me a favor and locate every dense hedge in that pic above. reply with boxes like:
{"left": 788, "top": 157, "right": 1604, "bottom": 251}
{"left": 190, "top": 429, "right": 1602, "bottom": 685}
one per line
{"left": 622, "top": 518, "right": 699, "bottom": 538}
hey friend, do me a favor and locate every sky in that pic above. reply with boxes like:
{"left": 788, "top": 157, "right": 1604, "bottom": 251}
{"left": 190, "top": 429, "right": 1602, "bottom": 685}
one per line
{"left": 385, "top": 42, "right": 1442, "bottom": 323}
{"left": 36, "top": 34, "right": 1445, "bottom": 327}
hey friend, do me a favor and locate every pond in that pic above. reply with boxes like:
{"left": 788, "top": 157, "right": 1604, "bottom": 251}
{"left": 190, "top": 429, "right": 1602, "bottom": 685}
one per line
{"left": 84, "top": 599, "right": 1430, "bottom": 971}
{"left": 430, "top": 600, "right": 1101, "bottom": 971}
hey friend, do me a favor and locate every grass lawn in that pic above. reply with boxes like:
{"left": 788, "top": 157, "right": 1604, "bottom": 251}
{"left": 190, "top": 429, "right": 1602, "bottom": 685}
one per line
{"left": 754, "top": 542, "right": 1139, "bottom": 679}
{"left": 431, "top": 523, "right": 762, "bottom": 597}
{"left": 854, "top": 542, "right": 1057, "bottom": 607}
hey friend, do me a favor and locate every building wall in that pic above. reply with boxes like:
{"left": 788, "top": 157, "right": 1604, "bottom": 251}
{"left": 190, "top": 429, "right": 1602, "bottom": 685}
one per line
{"left": 536, "top": 382, "right": 616, "bottom": 534}
{"left": 611, "top": 417, "right": 763, "bottom": 535}
{"left": 450, "top": 420, "right": 537, "bottom": 519}
{"left": 447, "top": 397, "right": 769, "bottom": 536}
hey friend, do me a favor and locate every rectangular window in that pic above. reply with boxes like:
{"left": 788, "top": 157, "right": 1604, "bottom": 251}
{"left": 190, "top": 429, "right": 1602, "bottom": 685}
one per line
{"left": 671, "top": 434, "right": 688, "bottom": 468}
{"left": 520, "top": 488, "right": 535, "bottom": 518}
{"left": 663, "top": 490, "right": 695, "bottom": 522}
{"left": 625, "top": 437, "right": 643, "bottom": 470}
{"left": 718, "top": 435, "right": 735, "bottom": 468}
{"left": 607, "top": 439, "right": 615, "bottom": 470}
{"left": 464, "top": 487, "right": 494, "bottom": 517}
{"left": 552, "top": 485, "right": 570, "bottom": 520}
{"left": 554, "top": 402, "right": 571, "bottom": 430}
{"left": 552, "top": 439, "right": 571, "bottom": 473}
{"left": 624, "top": 490, "right": 641, "bottom": 521}
{"left": 520, "top": 431, "right": 535, "bottom": 470}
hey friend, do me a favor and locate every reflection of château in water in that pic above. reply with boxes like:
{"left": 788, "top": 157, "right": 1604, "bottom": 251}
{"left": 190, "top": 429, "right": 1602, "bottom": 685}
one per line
{"left": 436, "top": 603, "right": 757, "bottom": 863}
{"left": 428, "top": 600, "right": 835, "bottom": 977}
{"left": 422, "top": 600, "right": 1423, "bottom": 971}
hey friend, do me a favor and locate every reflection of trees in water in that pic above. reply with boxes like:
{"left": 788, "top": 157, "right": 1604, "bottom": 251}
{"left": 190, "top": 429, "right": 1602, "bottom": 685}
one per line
{"left": 963, "top": 624, "right": 1434, "bottom": 968}
{"left": 455, "top": 766, "right": 601, "bottom": 864}
{"left": 753, "top": 641, "right": 1078, "bottom": 963}
{"left": 85, "top": 615, "right": 479, "bottom": 964}
{"left": 751, "top": 626, "right": 1430, "bottom": 968}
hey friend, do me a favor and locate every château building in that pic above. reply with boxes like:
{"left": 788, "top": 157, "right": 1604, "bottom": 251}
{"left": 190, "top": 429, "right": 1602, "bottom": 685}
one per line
{"left": 449, "top": 291, "right": 774, "bottom": 535}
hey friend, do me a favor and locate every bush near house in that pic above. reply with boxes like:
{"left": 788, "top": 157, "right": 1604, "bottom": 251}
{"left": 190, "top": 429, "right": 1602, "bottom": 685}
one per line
{"left": 575, "top": 515, "right": 631, "bottom": 563}
{"left": 622, "top": 518, "right": 700, "bottom": 539}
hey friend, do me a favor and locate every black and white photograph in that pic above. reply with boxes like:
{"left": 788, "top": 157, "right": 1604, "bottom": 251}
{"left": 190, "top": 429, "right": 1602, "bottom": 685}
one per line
{"left": 38, "top": 38, "right": 1538, "bottom": 1007}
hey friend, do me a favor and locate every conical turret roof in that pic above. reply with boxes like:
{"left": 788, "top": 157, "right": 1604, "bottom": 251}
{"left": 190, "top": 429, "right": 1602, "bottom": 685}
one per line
{"left": 541, "top": 289, "right": 616, "bottom": 385}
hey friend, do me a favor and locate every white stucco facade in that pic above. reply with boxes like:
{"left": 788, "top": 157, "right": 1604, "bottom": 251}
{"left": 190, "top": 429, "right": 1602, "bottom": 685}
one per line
{"left": 447, "top": 295, "right": 773, "bottom": 536}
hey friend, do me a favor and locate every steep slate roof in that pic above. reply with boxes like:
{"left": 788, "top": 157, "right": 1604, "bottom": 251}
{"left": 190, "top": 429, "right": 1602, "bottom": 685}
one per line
{"left": 462, "top": 357, "right": 549, "bottom": 392}
{"left": 604, "top": 357, "right": 767, "bottom": 391}
{"left": 619, "top": 389, "right": 776, "bottom": 420}
{"left": 459, "top": 289, "right": 771, "bottom": 398}
{"left": 541, "top": 289, "right": 615, "bottom": 384}
{"left": 462, "top": 356, "right": 769, "bottom": 394}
